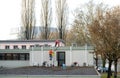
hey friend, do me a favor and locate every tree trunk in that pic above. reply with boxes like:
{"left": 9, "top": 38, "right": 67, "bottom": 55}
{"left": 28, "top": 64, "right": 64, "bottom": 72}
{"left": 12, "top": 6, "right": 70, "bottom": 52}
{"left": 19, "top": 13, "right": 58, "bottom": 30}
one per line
{"left": 59, "top": 28, "right": 63, "bottom": 39}
{"left": 102, "top": 58, "right": 106, "bottom": 68}
{"left": 107, "top": 60, "right": 113, "bottom": 78}
{"left": 114, "top": 59, "right": 117, "bottom": 78}
{"left": 95, "top": 57, "right": 98, "bottom": 69}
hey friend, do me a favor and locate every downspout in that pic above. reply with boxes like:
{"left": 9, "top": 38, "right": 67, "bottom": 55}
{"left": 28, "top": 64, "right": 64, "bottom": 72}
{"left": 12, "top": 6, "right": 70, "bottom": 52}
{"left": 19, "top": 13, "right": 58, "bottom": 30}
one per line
{"left": 85, "top": 44, "right": 88, "bottom": 66}
{"left": 41, "top": 47, "right": 44, "bottom": 66}
{"left": 70, "top": 46, "right": 72, "bottom": 66}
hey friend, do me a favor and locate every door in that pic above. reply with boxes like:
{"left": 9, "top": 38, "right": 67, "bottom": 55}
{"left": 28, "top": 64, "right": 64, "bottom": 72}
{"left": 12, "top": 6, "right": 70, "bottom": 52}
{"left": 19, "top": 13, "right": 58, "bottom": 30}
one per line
{"left": 57, "top": 52, "right": 65, "bottom": 66}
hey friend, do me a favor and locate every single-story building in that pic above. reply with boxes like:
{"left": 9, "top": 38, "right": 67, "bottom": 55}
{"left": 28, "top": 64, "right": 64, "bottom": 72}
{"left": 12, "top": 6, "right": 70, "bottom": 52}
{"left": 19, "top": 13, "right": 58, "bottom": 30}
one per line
{"left": 0, "top": 40, "right": 119, "bottom": 72}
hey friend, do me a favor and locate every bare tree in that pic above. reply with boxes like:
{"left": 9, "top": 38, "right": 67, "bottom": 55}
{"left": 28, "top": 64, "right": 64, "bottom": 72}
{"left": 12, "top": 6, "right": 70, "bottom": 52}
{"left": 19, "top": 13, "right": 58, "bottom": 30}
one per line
{"left": 89, "top": 6, "right": 120, "bottom": 78}
{"left": 21, "top": 0, "right": 36, "bottom": 40}
{"left": 40, "top": 0, "right": 52, "bottom": 40}
{"left": 55, "top": 0, "right": 68, "bottom": 41}
{"left": 68, "top": 2, "right": 109, "bottom": 72}
{"left": 70, "top": 0, "right": 107, "bottom": 46}
{"left": 107, "top": 7, "right": 120, "bottom": 78}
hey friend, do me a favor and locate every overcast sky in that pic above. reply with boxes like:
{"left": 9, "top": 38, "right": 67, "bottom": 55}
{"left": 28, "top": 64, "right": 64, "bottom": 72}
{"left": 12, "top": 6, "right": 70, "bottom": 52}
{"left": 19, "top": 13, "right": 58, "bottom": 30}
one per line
{"left": 0, "top": 0, "right": 120, "bottom": 40}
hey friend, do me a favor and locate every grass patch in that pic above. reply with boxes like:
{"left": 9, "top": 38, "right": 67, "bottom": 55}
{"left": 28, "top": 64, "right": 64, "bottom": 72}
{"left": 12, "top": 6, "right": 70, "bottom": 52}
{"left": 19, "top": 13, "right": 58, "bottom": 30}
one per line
{"left": 101, "top": 73, "right": 120, "bottom": 78}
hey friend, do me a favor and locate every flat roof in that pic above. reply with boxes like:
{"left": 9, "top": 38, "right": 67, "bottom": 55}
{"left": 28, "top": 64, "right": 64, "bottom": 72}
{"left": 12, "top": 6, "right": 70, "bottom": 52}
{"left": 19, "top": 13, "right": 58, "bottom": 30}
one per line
{"left": 0, "top": 39, "right": 65, "bottom": 43}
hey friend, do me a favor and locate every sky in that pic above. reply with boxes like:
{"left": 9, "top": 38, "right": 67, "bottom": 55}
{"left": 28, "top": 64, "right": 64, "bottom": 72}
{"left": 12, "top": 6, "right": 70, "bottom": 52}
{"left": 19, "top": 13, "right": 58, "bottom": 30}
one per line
{"left": 0, "top": 0, "right": 120, "bottom": 40}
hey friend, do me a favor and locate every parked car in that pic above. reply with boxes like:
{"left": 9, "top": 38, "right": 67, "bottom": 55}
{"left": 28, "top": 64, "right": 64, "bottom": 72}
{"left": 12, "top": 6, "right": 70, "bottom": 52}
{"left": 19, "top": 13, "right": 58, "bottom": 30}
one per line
{"left": 97, "top": 66, "right": 108, "bottom": 73}
{"left": 97, "top": 66, "right": 103, "bottom": 73}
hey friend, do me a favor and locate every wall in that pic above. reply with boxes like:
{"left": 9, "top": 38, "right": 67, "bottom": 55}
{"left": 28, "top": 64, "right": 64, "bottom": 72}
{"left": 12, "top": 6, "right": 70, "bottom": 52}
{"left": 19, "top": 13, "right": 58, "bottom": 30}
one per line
{"left": 117, "top": 59, "right": 120, "bottom": 72}
{"left": 30, "top": 50, "right": 58, "bottom": 66}
{"left": 87, "top": 50, "right": 94, "bottom": 66}
{"left": 30, "top": 49, "right": 94, "bottom": 67}
{"left": 30, "top": 51, "right": 43, "bottom": 66}
{"left": 0, "top": 61, "right": 29, "bottom": 68}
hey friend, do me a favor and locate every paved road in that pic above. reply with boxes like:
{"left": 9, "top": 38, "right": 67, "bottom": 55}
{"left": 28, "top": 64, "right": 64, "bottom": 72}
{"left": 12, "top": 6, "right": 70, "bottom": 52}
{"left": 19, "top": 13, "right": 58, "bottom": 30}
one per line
{"left": 0, "top": 66, "right": 98, "bottom": 75}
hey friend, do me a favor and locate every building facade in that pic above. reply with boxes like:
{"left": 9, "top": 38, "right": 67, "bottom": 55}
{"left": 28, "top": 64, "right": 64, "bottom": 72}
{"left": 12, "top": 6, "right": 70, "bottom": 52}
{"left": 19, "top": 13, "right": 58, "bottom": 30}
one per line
{"left": 0, "top": 40, "right": 95, "bottom": 68}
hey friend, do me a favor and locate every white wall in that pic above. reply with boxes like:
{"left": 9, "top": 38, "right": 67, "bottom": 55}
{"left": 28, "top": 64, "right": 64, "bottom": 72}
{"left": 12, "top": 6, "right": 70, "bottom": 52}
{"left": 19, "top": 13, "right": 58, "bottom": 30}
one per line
{"left": 72, "top": 50, "right": 86, "bottom": 66}
{"left": 0, "top": 61, "right": 29, "bottom": 68}
{"left": 30, "top": 50, "right": 58, "bottom": 66}
{"left": 30, "top": 49, "right": 94, "bottom": 67}
{"left": 117, "top": 60, "right": 120, "bottom": 72}
{"left": 30, "top": 51, "right": 43, "bottom": 66}
{"left": 87, "top": 50, "right": 94, "bottom": 66}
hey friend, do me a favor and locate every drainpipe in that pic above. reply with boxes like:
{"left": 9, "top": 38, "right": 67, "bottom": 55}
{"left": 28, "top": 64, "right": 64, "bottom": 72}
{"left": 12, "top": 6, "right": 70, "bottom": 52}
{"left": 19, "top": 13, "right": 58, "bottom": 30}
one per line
{"left": 31, "top": 51, "right": 34, "bottom": 66}
{"left": 85, "top": 44, "right": 88, "bottom": 66}
{"left": 31, "top": 46, "right": 35, "bottom": 66}
{"left": 70, "top": 46, "right": 72, "bottom": 66}
{"left": 41, "top": 47, "right": 44, "bottom": 66}
{"left": 32, "top": 46, "right": 34, "bottom": 51}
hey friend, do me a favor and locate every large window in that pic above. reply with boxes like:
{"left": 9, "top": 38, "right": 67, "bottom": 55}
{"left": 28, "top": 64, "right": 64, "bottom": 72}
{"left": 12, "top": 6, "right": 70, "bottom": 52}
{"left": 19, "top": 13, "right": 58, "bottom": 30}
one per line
{"left": 19, "top": 54, "right": 25, "bottom": 60}
{"left": 13, "top": 53, "right": 19, "bottom": 60}
{"left": 6, "top": 54, "right": 12, "bottom": 60}
{"left": 0, "top": 53, "right": 29, "bottom": 60}
{"left": 0, "top": 54, "right": 5, "bottom": 60}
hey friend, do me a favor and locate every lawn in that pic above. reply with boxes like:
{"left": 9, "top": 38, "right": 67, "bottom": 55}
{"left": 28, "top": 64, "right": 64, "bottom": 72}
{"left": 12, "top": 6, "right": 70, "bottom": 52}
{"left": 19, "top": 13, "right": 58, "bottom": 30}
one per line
{"left": 101, "top": 73, "right": 120, "bottom": 78}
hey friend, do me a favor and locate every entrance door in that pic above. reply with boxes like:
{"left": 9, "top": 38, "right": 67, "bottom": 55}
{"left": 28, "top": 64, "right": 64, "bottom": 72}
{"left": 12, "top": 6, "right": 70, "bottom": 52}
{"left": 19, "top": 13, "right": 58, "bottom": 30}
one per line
{"left": 57, "top": 52, "right": 65, "bottom": 66}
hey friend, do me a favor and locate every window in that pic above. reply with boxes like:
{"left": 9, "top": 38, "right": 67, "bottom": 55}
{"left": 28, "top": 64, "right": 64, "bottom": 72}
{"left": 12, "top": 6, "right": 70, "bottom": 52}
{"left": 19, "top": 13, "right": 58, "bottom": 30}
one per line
{"left": 5, "top": 45, "right": 10, "bottom": 49}
{"left": 19, "top": 54, "right": 26, "bottom": 60}
{"left": 22, "top": 45, "right": 26, "bottom": 49}
{"left": 6, "top": 54, "right": 12, "bottom": 60}
{"left": 30, "top": 45, "right": 34, "bottom": 48}
{"left": 26, "top": 54, "right": 29, "bottom": 60}
{"left": 35, "top": 44, "right": 39, "bottom": 47}
{"left": 44, "top": 44, "right": 51, "bottom": 47}
{"left": 13, "top": 45, "right": 18, "bottom": 49}
{"left": 0, "top": 53, "right": 5, "bottom": 60}
{"left": 13, "top": 53, "right": 19, "bottom": 60}
{"left": 0, "top": 53, "right": 29, "bottom": 60}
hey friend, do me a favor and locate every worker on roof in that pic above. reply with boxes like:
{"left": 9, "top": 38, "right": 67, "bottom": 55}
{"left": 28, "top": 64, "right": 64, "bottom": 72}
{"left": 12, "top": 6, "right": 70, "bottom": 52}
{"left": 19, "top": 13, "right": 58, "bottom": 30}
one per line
{"left": 55, "top": 39, "right": 60, "bottom": 47}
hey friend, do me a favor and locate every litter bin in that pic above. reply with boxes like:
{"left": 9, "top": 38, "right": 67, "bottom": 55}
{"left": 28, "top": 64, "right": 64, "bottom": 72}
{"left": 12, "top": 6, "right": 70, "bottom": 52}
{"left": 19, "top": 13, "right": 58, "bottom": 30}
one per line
{"left": 62, "top": 64, "right": 66, "bottom": 69}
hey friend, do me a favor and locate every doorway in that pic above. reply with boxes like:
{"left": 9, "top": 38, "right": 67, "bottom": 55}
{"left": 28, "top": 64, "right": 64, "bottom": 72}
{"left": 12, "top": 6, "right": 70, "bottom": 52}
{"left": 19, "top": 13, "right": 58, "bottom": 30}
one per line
{"left": 57, "top": 52, "right": 65, "bottom": 66}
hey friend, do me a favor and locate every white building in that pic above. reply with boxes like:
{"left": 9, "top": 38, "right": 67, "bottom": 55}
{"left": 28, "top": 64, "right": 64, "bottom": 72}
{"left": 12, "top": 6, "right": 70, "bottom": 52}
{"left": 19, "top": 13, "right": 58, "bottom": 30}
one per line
{"left": 0, "top": 40, "right": 94, "bottom": 69}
